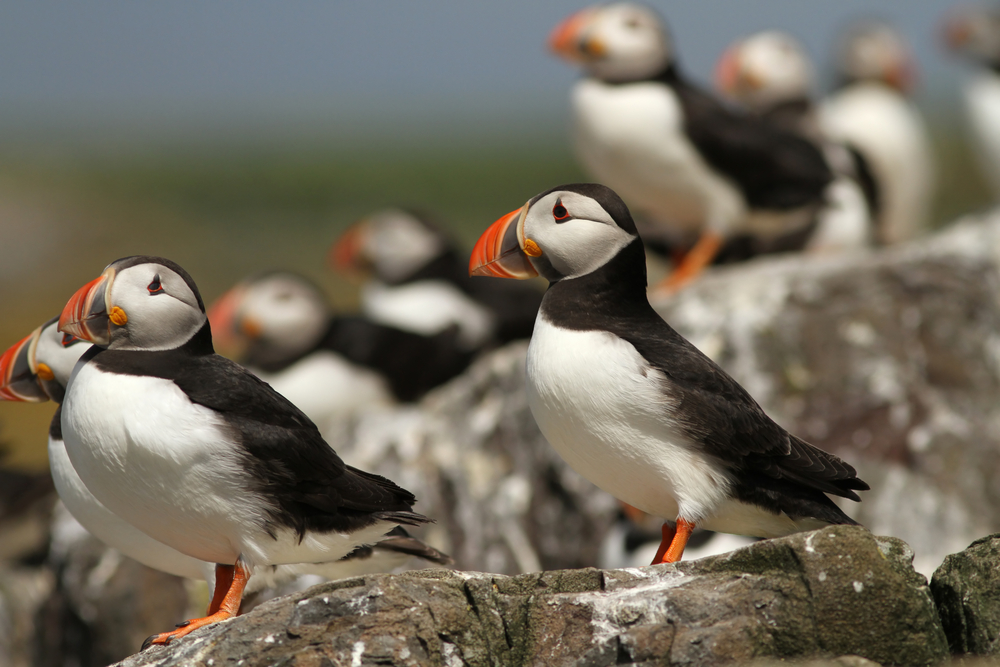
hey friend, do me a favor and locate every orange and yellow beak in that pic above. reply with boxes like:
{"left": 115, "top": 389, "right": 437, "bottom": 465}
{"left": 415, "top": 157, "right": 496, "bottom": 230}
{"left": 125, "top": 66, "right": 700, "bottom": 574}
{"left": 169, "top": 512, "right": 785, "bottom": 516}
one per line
{"left": 549, "top": 8, "right": 603, "bottom": 61}
{"left": 714, "top": 45, "right": 742, "bottom": 94}
{"left": 328, "top": 219, "right": 370, "bottom": 276}
{"left": 0, "top": 328, "right": 48, "bottom": 402}
{"left": 944, "top": 15, "right": 972, "bottom": 51}
{"left": 207, "top": 283, "right": 258, "bottom": 355}
{"left": 59, "top": 269, "right": 114, "bottom": 346}
{"left": 469, "top": 204, "right": 539, "bottom": 280}
{"left": 882, "top": 57, "right": 915, "bottom": 93}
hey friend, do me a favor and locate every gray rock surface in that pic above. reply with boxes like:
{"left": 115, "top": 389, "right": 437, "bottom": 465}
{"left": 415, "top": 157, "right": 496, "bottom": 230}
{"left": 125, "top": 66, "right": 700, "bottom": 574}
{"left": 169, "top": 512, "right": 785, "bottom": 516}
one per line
{"left": 931, "top": 533, "right": 1000, "bottom": 656}
{"left": 117, "top": 526, "right": 948, "bottom": 667}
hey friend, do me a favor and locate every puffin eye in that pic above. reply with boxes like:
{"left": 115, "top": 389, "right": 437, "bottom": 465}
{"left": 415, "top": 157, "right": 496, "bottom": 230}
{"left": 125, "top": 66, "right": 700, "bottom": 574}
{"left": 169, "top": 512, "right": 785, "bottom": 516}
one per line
{"left": 61, "top": 333, "right": 81, "bottom": 347}
{"left": 147, "top": 275, "right": 163, "bottom": 294}
{"left": 552, "top": 201, "right": 570, "bottom": 222}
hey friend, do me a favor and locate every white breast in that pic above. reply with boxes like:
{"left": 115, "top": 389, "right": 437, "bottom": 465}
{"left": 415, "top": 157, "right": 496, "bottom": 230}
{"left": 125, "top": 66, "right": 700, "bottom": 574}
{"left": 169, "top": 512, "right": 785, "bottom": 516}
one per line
{"left": 61, "top": 364, "right": 270, "bottom": 565}
{"left": 254, "top": 351, "right": 393, "bottom": 438}
{"left": 571, "top": 79, "right": 745, "bottom": 236}
{"left": 819, "top": 82, "right": 934, "bottom": 243}
{"left": 48, "top": 434, "right": 209, "bottom": 580}
{"left": 963, "top": 73, "right": 1000, "bottom": 199}
{"left": 362, "top": 280, "right": 496, "bottom": 349}
{"left": 525, "top": 314, "right": 733, "bottom": 523}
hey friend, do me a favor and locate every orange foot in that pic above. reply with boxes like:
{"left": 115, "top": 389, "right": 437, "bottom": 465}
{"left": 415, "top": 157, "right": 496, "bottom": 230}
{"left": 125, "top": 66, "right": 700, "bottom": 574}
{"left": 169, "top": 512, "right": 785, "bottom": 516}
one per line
{"left": 141, "top": 561, "right": 249, "bottom": 650}
{"left": 650, "top": 518, "right": 696, "bottom": 565}
{"left": 651, "top": 231, "right": 723, "bottom": 297}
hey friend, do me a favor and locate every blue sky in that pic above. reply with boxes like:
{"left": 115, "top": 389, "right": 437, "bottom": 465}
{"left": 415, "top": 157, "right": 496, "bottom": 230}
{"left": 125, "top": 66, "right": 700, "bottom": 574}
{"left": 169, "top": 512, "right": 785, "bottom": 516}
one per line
{"left": 0, "top": 1, "right": 974, "bottom": 146}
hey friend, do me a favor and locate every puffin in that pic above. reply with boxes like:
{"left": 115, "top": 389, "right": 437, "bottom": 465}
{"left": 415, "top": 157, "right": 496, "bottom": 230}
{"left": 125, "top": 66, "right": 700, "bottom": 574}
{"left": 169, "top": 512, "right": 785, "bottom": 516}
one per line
{"left": 57, "top": 256, "right": 431, "bottom": 647}
{"left": 331, "top": 207, "right": 542, "bottom": 347}
{"left": 714, "top": 30, "right": 877, "bottom": 253}
{"left": 945, "top": 7, "right": 1000, "bottom": 199}
{"left": 209, "top": 271, "right": 475, "bottom": 408}
{"left": 0, "top": 317, "right": 450, "bottom": 594}
{"left": 469, "top": 184, "right": 868, "bottom": 563}
{"left": 549, "top": 3, "right": 833, "bottom": 291}
{"left": 819, "top": 20, "right": 935, "bottom": 243}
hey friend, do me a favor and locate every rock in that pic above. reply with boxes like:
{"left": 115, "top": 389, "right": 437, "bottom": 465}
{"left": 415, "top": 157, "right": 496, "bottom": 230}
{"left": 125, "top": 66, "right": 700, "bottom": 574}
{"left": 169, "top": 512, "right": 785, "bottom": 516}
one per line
{"left": 338, "top": 342, "right": 619, "bottom": 575}
{"left": 653, "top": 210, "right": 1000, "bottom": 575}
{"left": 32, "top": 504, "right": 191, "bottom": 667}
{"left": 930, "top": 533, "right": 1000, "bottom": 656}
{"left": 116, "top": 526, "right": 948, "bottom": 667}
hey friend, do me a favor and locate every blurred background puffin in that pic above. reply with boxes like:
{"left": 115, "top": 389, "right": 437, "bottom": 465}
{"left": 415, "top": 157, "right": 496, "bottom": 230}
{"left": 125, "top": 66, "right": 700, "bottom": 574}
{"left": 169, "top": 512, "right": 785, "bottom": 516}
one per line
{"left": 819, "top": 20, "right": 935, "bottom": 244}
{"left": 330, "top": 208, "right": 541, "bottom": 349}
{"left": 714, "top": 30, "right": 877, "bottom": 253}
{"left": 548, "top": 2, "right": 834, "bottom": 292}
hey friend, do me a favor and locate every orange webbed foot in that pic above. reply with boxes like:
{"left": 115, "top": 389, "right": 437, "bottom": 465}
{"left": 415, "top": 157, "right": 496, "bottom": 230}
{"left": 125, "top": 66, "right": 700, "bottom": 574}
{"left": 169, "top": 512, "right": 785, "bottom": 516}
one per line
{"left": 141, "top": 561, "right": 248, "bottom": 651}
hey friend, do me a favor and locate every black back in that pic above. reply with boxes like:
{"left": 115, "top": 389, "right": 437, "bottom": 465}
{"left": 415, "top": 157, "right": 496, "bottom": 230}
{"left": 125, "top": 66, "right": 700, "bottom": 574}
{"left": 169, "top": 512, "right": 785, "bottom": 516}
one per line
{"left": 650, "top": 67, "right": 833, "bottom": 211}
{"left": 84, "top": 323, "right": 427, "bottom": 539}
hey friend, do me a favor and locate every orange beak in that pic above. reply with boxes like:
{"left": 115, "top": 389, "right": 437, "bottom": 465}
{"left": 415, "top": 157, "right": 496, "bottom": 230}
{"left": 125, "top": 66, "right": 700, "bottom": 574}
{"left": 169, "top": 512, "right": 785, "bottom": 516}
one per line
{"left": 0, "top": 329, "right": 48, "bottom": 402}
{"left": 328, "top": 220, "right": 369, "bottom": 276}
{"left": 714, "top": 45, "right": 741, "bottom": 95}
{"left": 944, "top": 16, "right": 972, "bottom": 51}
{"left": 207, "top": 283, "right": 248, "bottom": 351}
{"left": 469, "top": 205, "right": 538, "bottom": 280}
{"left": 59, "top": 270, "right": 113, "bottom": 346}
{"left": 549, "top": 8, "right": 600, "bottom": 61}
{"left": 883, "top": 57, "right": 915, "bottom": 93}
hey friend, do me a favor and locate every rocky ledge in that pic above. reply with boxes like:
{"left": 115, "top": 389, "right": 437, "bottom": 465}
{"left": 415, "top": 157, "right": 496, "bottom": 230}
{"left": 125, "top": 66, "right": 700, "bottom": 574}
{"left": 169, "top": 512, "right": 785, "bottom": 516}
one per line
{"left": 119, "top": 526, "right": 949, "bottom": 667}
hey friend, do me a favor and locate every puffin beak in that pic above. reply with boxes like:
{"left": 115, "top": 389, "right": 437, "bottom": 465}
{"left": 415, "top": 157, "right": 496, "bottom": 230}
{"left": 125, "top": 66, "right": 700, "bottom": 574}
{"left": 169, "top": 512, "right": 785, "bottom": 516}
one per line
{"left": 714, "top": 46, "right": 742, "bottom": 94}
{"left": 0, "top": 329, "right": 48, "bottom": 402}
{"left": 207, "top": 283, "right": 251, "bottom": 351}
{"left": 469, "top": 204, "right": 539, "bottom": 280}
{"left": 549, "top": 8, "right": 603, "bottom": 61}
{"left": 59, "top": 269, "right": 114, "bottom": 346}
{"left": 329, "top": 219, "right": 370, "bottom": 276}
{"left": 944, "top": 16, "right": 972, "bottom": 51}
{"left": 884, "top": 57, "right": 915, "bottom": 93}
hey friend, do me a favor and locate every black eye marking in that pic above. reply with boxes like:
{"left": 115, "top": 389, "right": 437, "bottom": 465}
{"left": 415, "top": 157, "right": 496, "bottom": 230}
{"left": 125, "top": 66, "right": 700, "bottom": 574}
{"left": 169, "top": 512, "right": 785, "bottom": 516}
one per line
{"left": 147, "top": 275, "right": 163, "bottom": 294}
{"left": 553, "top": 200, "right": 570, "bottom": 222}
{"left": 61, "top": 333, "right": 82, "bottom": 347}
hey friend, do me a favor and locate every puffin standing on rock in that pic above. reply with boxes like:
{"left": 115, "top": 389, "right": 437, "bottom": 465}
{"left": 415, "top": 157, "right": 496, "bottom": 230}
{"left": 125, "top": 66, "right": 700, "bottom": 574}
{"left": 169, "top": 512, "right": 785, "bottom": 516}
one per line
{"left": 0, "top": 317, "right": 451, "bottom": 596}
{"left": 469, "top": 184, "right": 869, "bottom": 563}
{"left": 57, "top": 256, "right": 430, "bottom": 648}
{"left": 549, "top": 3, "right": 833, "bottom": 291}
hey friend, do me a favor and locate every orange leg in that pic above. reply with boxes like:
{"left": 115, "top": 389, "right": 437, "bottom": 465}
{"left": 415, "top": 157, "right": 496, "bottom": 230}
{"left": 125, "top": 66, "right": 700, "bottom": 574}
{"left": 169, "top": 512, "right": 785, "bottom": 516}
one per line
{"left": 142, "top": 562, "right": 249, "bottom": 650}
{"left": 650, "top": 522, "right": 676, "bottom": 565}
{"left": 651, "top": 518, "right": 697, "bottom": 565}
{"left": 653, "top": 231, "right": 724, "bottom": 295}
{"left": 206, "top": 564, "right": 235, "bottom": 615}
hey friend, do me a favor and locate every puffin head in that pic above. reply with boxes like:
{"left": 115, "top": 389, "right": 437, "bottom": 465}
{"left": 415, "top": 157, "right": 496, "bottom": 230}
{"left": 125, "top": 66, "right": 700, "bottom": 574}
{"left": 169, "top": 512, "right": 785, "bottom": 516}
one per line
{"left": 944, "top": 7, "right": 1000, "bottom": 69}
{"left": 208, "top": 271, "right": 331, "bottom": 366}
{"left": 330, "top": 208, "right": 448, "bottom": 284}
{"left": 835, "top": 21, "right": 916, "bottom": 92}
{"left": 549, "top": 3, "right": 674, "bottom": 83}
{"left": 469, "top": 183, "right": 640, "bottom": 284}
{"left": 715, "top": 30, "right": 814, "bottom": 112}
{"left": 0, "top": 317, "right": 89, "bottom": 403}
{"left": 59, "top": 256, "right": 208, "bottom": 353}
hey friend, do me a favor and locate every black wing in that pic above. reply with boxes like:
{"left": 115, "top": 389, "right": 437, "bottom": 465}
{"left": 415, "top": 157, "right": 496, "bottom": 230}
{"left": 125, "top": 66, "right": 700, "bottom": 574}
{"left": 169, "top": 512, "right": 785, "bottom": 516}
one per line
{"left": 91, "top": 333, "right": 428, "bottom": 539}
{"left": 323, "top": 316, "right": 474, "bottom": 402}
{"left": 672, "top": 78, "right": 833, "bottom": 211}
{"left": 620, "top": 308, "right": 868, "bottom": 506}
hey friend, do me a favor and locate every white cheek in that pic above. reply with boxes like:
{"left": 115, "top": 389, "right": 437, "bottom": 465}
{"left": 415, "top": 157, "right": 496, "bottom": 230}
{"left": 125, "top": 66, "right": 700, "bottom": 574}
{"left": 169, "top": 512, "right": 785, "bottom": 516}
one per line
{"left": 534, "top": 220, "right": 634, "bottom": 279}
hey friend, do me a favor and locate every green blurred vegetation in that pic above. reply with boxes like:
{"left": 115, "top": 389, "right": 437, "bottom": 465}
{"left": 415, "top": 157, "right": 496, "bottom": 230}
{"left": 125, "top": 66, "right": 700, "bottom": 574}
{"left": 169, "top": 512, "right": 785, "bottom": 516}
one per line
{"left": 0, "top": 113, "right": 994, "bottom": 471}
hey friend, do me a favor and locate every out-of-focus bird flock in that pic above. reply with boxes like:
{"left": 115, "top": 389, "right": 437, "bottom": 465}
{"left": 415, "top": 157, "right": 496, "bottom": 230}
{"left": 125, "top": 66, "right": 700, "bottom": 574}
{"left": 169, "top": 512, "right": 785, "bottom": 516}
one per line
{"left": 2, "top": 1, "right": 1000, "bottom": 659}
